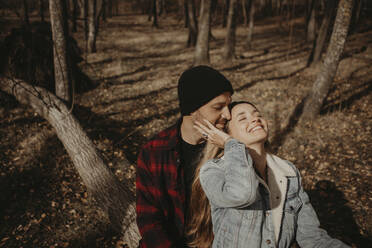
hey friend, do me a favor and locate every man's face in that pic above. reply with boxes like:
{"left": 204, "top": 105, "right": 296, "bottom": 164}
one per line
{"left": 191, "top": 92, "right": 232, "bottom": 130}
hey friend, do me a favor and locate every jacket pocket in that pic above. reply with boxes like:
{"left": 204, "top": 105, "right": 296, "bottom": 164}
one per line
{"left": 281, "top": 196, "right": 302, "bottom": 246}
{"left": 284, "top": 196, "right": 302, "bottom": 214}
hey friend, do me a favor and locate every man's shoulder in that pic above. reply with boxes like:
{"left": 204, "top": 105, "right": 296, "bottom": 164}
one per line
{"left": 142, "top": 123, "right": 180, "bottom": 151}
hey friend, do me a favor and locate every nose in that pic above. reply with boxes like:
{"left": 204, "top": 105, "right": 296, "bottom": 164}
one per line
{"left": 221, "top": 106, "right": 231, "bottom": 120}
{"left": 251, "top": 116, "right": 260, "bottom": 123}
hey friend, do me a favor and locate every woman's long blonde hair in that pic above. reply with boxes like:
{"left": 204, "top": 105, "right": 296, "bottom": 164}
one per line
{"left": 185, "top": 140, "right": 222, "bottom": 248}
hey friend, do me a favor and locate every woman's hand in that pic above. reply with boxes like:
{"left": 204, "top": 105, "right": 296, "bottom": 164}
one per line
{"left": 194, "top": 119, "right": 232, "bottom": 148}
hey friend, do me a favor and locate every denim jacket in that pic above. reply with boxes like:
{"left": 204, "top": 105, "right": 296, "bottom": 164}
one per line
{"left": 200, "top": 139, "right": 350, "bottom": 248}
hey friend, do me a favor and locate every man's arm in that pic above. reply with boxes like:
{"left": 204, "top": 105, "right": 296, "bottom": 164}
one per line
{"left": 136, "top": 147, "right": 178, "bottom": 248}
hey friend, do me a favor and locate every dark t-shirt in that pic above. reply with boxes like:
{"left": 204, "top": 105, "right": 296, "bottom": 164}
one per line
{"left": 180, "top": 139, "right": 205, "bottom": 214}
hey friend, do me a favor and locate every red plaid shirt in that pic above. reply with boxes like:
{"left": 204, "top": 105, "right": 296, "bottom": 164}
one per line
{"left": 136, "top": 121, "right": 187, "bottom": 248}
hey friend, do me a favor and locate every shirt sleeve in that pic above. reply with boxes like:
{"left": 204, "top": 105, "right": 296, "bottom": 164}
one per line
{"left": 295, "top": 175, "right": 351, "bottom": 248}
{"left": 199, "top": 139, "right": 259, "bottom": 208}
{"left": 136, "top": 147, "right": 180, "bottom": 248}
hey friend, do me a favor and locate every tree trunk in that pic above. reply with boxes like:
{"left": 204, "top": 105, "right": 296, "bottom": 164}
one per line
{"left": 23, "top": 0, "right": 30, "bottom": 25}
{"left": 40, "top": 0, "right": 45, "bottom": 22}
{"left": 102, "top": 0, "right": 107, "bottom": 22}
{"left": 152, "top": 0, "right": 158, "bottom": 27}
{"left": 114, "top": 0, "right": 119, "bottom": 15}
{"left": 194, "top": 0, "right": 212, "bottom": 65}
{"left": 301, "top": 0, "right": 353, "bottom": 121}
{"left": 308, "top": 0, "right": 337, "bottom": 65}
{"left": 184, "top": 0, "right": 189, "bottom": 28}
{"left": 107, "top": 0, "right": 113, "bottom": 17}
{"left": 222, "top": 0, "right": 229, "bottom": 27}
{"left": 87, "top": 0, "right": 98, "bottom": 53}
{"left": 242, "top": 0, "right": 248, "bottom": 26}
{"left": 223, "top": 0, "right": 237, "bottom": 62}
{"left": 306, "top": 0, "right": 316, "bottom": 42}
{"left": 72, "top": 0, "right": 78, "bottom": 32}
{"left": 350, "top": 0, "right": 362, "bottom": 33}
{"left": 49, "top": 0, "right": 71, "bottom": 103}
{"left": 77, "top": 0, "right": 85, "bottom": 18}
{"left": 187, "top": 0, "right": 198, "bottom": 47}
{"left": 246, "top": 0, "right": 255, "bottom": 49}
{"left": 158, "top": 0, "right": 166, "bottom": 16}
{"left": 83, "top": 0, "right": 89, "bottom": 41}
{"left": 0, "top": 77, "right": 141, "bottom": 247}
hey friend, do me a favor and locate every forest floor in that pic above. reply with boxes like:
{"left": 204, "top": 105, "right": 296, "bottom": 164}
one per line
{"left": 1, "top": 12, "right": 372, "bottom": 248}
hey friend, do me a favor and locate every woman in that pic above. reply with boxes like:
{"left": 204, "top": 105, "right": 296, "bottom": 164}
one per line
{"left": 186, "top": 101, "right": 349, "bottom": 248}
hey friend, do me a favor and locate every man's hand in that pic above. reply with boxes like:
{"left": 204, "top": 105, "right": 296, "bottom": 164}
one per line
{"left": 194, "top": 119, "right": 231, "bottom": 148}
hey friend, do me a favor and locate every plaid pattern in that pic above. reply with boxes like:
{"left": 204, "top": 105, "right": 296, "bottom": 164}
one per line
{"left": 136, "top": 122, "right": 186, "bottom": 248}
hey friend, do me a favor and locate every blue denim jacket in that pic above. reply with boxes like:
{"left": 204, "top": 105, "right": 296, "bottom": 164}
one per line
{"left": 200, "top": 139, "right": 350, "bottom": 248}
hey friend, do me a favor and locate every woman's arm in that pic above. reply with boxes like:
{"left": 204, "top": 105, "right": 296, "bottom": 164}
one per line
{"left": 199, "top": 138, "right": 260, "bottom": 208}
{"left": 295, "top": 176, "right": 351, "bottom": 248}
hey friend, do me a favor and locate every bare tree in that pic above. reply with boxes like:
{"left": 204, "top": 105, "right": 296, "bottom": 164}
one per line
{"left": 0, "top": 77, "right": 141, "bottom": 247}
{"left": 87, "top": 0, "right": 98, "bottom": 52}
{"left": 223, "top": 0, "right": 238, "bottom": 62}
{"left": 222, "top": 0, "right": 230, "bottom": 27}
{"left": 306, "top": 0, "right": 316, "bottom": 42}
{"left": 242, "top": 0, "right": 248, "bottom": 26}
{"left": 87, "top": 0, "right": 104, "bottom": 53}
{"left": 49, "top": 0, "right": 71, "bottom": 103}
{"left": 246, "top": 0, "right": 255, "bottom": 49}
{"left": 194, "top": 0, "right": 212, "bottom": 65}
{"left": 301, "top": 0, "right": 353, "bottom": 121}
{"left": 183, "top": 0, "right": 189, "bottom": 28}
{"left": 102, "top": 0, "right": 107, "bottom": 22}
{"left": 152, "top": 0, "right": 158, "bottom": 27}
{"left": 187, "top": 0, "right": 198, "bottom": 47}
{"left": 72, "top": 0, "right": 78, "bottom": 32}
{"left": 308, "top": 0, "right": 337, "bottom": 66}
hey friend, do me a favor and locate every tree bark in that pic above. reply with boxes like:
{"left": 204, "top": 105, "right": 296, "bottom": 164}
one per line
{"left": 158, "top": 0, "right": 166, "bottom": 16}
{"left": 83, "top": 0, "right": 89, "bottom": 41}
{"left": 222, "top": 0, "right": 229, "bottom": 27}
{"left": 301, "top": 0, "right": 353, "bottom": 121}
{"left": 49, "top": 0, "right": 71, "bottom": 103}
{"left": 0, "top": 76, "right": 141, "bottom": 247}
{"left": 194, "top": 0, "right": 212, "bottom": 65}
{"left": 242, "top": 0, "right": 248, "bottom": 26}
{"left": 308, "top": 0, "right": 337, "bottom": 65}
{"left": 107, "top": 0, "right": 113, "bottom": 17}
{"left": 187, "top": 0, "right": 198, "bottom": 47}
{"left": 306, "top": 0, "right": 316, "bottom": 42}
{"left": 102, "top": 0, "right": 107, "bottom": 22}
{"left": 40, "top": 0, "right": 45, "bottom": 22}
{"left": 87, "top": 0, "right": 99, "bottom": 53}
{"left": 184, "top": 0, "right": 189, "bottom": 28}
{"left": 246, "top": 0, "right": 255, "bottom": 49}
{"left": 72, "top": 0, "right": 78, "bottom": 32}
{"left": 223, "top": 0, "right": 237, "bottom": 62}
{"left": 152, "top": 0, "right": 158, "bottom": 27}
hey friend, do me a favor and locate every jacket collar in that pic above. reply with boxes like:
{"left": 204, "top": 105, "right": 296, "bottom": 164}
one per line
{"left": 266, "top": 153, "right": 296, "bottom": 177}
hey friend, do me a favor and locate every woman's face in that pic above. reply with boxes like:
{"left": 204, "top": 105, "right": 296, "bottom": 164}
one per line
{"left": 228, "top": 103, "right": 268, "bottom": 147}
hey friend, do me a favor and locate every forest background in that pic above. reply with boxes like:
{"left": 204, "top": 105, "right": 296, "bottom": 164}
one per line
{"left": 0, "top": 0, "right": 371, "bottom": 247}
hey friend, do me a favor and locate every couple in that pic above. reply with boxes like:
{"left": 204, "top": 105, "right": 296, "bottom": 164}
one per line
{"left": 136, "top": 66, "right": 349, "bottom": 248}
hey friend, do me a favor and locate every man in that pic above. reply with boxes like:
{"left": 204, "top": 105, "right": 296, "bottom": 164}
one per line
{"left": 136, "top": 65, "right": 234, "bottom": 247}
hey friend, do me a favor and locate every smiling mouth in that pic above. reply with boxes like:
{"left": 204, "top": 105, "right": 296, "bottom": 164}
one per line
{"left": 249, "top": 125, "right": 264, "bottom": 133}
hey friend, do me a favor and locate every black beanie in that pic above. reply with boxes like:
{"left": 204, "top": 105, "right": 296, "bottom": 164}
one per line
{"left": 178, "top": 66, "right": 234, "bottom": 116}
